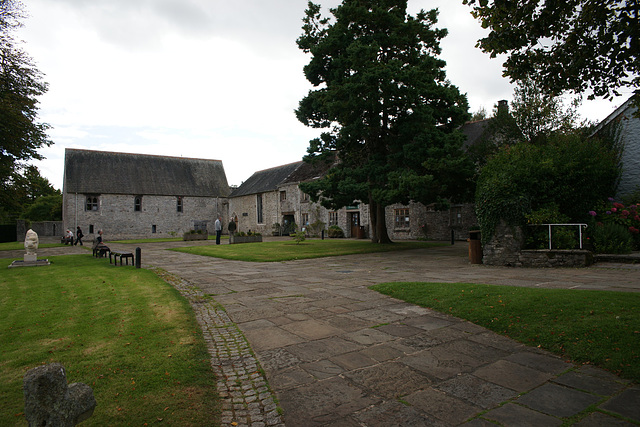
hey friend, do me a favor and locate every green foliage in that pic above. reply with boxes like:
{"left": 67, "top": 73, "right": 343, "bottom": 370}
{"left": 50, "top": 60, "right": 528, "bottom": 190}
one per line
{"left": 291, "top": 226, "right": 307, "bottom": 245}
{"left": 592, "top": 223, "right": 633, "bottom": 254}
{"left": 463, "top": 1, "right": 638, "bottom": 99}
{"left": 524, "top": 205, "right": 579, "bottom": 250}
{"left": 1, "top": 165, "right": 59, "bottom": 223}
{"left": 371, "top": 282, "right": 640, "bottom": 382}
{"left": 1, "top": 1, "right": 52, "bottom": 188}
{"left": 476, "top": 134, "right": 620, "bottom": 244}
{"left": 327, "top": 225, "right": 345, "bottom": 238}
{"left": 510, "top": 78, "right": 584, "bottom": 144}
{"left": 20, "top": 194, "right": 62, "bottom": 221}
{"left": 296, "top": 0, "right": 474, "bottom": 243}
{"left": 588, "top": 199, "right": 640, "bottom": 251}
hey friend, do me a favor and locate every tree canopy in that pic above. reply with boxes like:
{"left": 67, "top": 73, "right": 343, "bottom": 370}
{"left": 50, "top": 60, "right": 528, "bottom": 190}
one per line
{"left": 1, "top": 0, "right": 51, "bottom": 184}
{"left": 463, "top": 0, "right": 639, "bottom": 99}
{"left": 1, "top": 0, "right": 56, "bottom": 223}
{"left": 296, "top": 0, "right": 473, "bottom": 243}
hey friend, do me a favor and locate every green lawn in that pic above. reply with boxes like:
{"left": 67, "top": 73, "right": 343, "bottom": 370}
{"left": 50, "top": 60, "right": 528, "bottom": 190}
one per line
{"left": 0, "top": 241, "right": 67, "bottom": 251}
{"left": 171, "top": 239, "right": 444, "bottom": 262}
{"left": 0, "top": 255, "right": 219, "bottom": 426}
{"left": 371, "top": 282, "right": 640, "bottom": 382}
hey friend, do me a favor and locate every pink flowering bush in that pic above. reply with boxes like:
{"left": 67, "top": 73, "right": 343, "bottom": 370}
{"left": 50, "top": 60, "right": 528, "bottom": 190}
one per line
{"left": 588, "top": 199, "right": 640, "bottom": 252}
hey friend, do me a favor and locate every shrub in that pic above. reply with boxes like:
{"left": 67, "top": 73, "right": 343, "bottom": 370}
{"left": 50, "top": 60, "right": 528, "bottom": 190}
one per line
{"left": 592, "top": 223, "right": 633, "bottom": 254}
{"left": 524, "top": 205, "right": 579, "bottom": 249}
{"left": 588, "top": 199, "right": 640, "bottom": 250}
{"left": 476, "top": 134, "right": 620, "bottom": 244}
{"left": 327, "top": 225, "right": 344, "bottom": 238}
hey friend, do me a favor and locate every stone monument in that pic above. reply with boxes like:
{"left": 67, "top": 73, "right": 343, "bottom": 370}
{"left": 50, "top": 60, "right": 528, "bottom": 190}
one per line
{"left": 24, "top": 229, "right": 39, "bottom": 262}
{"left": 8, "top": 229, "right": 50, "bottom": 268}
{"left": 23, "top": 363, "right": 96, "bottom": 426}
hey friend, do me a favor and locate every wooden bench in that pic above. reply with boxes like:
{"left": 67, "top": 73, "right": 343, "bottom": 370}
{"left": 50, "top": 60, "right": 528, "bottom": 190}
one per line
{"left": 110, "top": 251, "right": 134, "bottom": 266}
{"left": 92, "top": 244, "right": 110, "bottom": 258}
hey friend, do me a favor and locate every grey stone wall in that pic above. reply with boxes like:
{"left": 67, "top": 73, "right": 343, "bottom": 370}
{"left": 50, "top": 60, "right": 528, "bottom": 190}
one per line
{"left": 63, "top": 193, "right": 226, "bottom": 240}
{"left": 482, "top": 221, "right": 524, "bottom": 266}
{"left": 16, "top": 220, "right": 64, "bottom": 241}
{"left": 385, "top": 202, "right": 477, "bottom": 241}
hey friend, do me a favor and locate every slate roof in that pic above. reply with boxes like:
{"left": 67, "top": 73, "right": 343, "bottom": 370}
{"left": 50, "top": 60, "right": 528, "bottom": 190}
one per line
{"left": 460, "top": 119, "right": 491, "bottom": 149}
{"left": 282, "top": 155, "right": 337, "bottom": 184}
{"left": 229, "top": 161, "right": 303, "bottom": 197}
{"left": 63, "top": 149, "right": 230, "bottom": 197}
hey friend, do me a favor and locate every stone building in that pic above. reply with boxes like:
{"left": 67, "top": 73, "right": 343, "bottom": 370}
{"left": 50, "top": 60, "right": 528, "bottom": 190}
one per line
{"left": 592, "top": 92, "right": 640, "bottom": 199}
{"left": 227, "top": 160, "right": 369, "bottom": 238}
{"left": 62, "top": 149, "right": 230, "bottom": 241}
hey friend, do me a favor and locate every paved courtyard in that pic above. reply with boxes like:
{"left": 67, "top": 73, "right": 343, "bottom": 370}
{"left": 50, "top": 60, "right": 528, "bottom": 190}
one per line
{"left": 5, "top": 240, "right": 640, "bottom": 426}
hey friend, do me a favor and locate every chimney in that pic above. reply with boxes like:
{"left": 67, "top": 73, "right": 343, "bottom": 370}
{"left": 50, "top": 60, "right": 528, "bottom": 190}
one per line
{"left": 497, "top": 100, "right": 509, "bottom": 115}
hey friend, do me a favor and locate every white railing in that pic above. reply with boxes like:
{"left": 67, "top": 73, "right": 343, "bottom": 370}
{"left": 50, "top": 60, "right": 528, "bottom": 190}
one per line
{"left": 529, "top": 223, "right": 589, "bottom": 250}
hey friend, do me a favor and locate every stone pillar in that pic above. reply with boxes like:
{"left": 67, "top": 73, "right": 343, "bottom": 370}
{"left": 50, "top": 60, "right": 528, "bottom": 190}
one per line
{"left": 482, "top": 220, "right": 524, "bottom": 266}
{"left": 23, "top": 363, "right": 96, "bottom": 426}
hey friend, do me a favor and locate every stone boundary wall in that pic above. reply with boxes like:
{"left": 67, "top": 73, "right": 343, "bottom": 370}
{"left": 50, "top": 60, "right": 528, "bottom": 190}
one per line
{"left": 518, "top": 249, "right": 594, "bottom": 268}
{"left": 16, "top": 220, "right": 64, "bottom": 242}
{"left": 483, "top": 220, "right": 594, "bottom": 267}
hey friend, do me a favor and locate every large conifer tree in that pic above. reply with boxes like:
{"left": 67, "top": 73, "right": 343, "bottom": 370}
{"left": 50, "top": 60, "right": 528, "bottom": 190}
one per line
{"left": 296, "top": 0, "right": 473, "bottom": 243}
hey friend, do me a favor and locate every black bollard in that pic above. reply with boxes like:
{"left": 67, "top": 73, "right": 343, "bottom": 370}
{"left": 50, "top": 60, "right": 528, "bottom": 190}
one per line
{"left": 135, "top": 247, "right": 141, "bottom": 268}
{"left": 322, "top": 230, "right": 325, "bottom": 240}
{"left": 451, "top": 229, "right": 455, "bottom": 245}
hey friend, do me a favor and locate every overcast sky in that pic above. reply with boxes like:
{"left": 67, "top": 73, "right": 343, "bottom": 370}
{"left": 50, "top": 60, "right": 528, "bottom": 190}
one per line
{"left": 18, "top": 0, "right": 631, "bottom": 190}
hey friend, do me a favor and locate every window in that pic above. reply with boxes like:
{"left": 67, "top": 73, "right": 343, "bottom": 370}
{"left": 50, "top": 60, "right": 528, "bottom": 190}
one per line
{"left": 134, "top": 196, "right": 142, "bottom": 212}
{"left": 329, "top": 211, "right": 338, "bottom": 227}
{"left": 85, "top": 196, "right": 99, "bottom": 211}
{"left": 176, "top": 196, "right": 183, "bottom": 213}
{"left": 152, "top": 225, "right": 157, "bottom": 234}
{"left": 302, "top": 213, "right": 309, "bottom": 226}
{"left": 394, "top": 208, "right": 410, "bottom": 229}
{"left": 257, "top": 194, "right": 263, "bottom": 224}
{"left": 280, "top": 191, "right": 286, "bottom": 201}
{"left": 89, "top": 224, "right": 94, "bottom": 234}
{"left": 301, "top": 191, "right": 310, "bottom": 202}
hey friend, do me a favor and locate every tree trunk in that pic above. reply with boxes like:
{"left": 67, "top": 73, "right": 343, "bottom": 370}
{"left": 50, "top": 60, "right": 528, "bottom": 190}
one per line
{"left": 375, "top": 202, "right": 392, "bottom": 244}
{"left": 369, "top": 195, "right": 379, "bottom": 243}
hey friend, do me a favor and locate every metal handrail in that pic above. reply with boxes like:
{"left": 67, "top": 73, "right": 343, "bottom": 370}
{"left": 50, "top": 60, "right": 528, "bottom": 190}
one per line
{"left": 528, "top": 223, "right": 589, "bottom": 250}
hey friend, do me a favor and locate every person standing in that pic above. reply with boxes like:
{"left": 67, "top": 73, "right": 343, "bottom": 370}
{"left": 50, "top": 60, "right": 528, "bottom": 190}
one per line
{"left": 75, "top": 226, "right": 84, "bottom": 246}
{"left": 215, "top": 216, "right": 222, "bottom": 245}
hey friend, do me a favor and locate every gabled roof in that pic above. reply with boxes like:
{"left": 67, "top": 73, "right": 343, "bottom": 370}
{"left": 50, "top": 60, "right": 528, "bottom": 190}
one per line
{"left": 282, "top": 155, "right": 337, "bottom": 184}
{"left": 460, "top": 119, "right": 492, "bottom": 149}
{"left": 591, "top": 93, "right": 639, "bottom": 136}
{"left": 229, "top": 161, "right": 303, "bottom": 197}
{"left": 63, "top": 149, "right": 230, "bottom": 197}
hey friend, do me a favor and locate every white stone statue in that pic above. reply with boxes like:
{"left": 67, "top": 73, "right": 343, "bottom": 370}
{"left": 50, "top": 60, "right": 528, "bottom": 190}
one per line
{"left": 25, "top": 229, "right": 39, "bottom": 256}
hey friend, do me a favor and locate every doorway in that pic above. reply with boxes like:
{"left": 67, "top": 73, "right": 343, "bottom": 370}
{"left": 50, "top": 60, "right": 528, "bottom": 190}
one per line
{"left": 349, "top": 212, "right": 360, "bottom": 238}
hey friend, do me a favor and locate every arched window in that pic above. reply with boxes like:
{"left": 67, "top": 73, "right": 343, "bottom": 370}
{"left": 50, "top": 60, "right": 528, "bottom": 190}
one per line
{"left": 85, "top": 196, "right": 99, "bottom": 211}
{"left": 134, "top": 196, "right": 142, "bottom": 212}
{"left": 176, "top": 196, "right": 183, "bottom": 213}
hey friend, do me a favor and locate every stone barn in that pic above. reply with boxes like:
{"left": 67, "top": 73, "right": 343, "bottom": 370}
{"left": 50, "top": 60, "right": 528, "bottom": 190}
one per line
{"left": 62, "top": 149, "right": 230, "bottom": 241}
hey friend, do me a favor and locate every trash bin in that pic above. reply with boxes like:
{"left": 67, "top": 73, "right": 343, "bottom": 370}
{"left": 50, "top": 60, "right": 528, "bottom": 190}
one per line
{"left": 468, "top": 230, "right": 482, "bottom": 264}
{"left": 357, "top": 225, "right": 366, "bottom": 239}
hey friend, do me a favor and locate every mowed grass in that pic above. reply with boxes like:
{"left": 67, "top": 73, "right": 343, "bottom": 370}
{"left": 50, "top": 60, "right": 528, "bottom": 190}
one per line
{"left": 0, "top": 255, "right": 218, "bottom": 426}
{"left": 0, "top": 241, "right": 67, "bottom": 251}
{"left": 371, "top": 282, "right": 640, "bottom": 382}
{"left": 171, "top": 239, "right": 444, "bottom": 262}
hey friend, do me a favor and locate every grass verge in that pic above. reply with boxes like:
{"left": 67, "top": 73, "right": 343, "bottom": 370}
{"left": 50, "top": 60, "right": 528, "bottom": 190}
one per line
{"left": 0, "top": 255, "right": 219, "bottom": 426}
{"left": 171, "top": 239, "right": 444, "bottom": 262}
{"left": 370, "top": 282, "right": 640, "bottom": 382}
